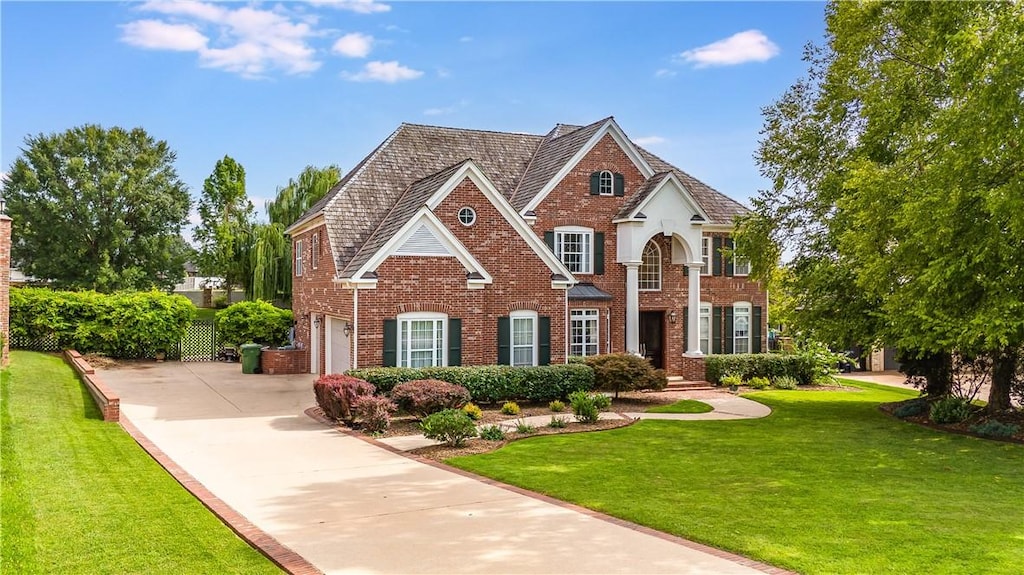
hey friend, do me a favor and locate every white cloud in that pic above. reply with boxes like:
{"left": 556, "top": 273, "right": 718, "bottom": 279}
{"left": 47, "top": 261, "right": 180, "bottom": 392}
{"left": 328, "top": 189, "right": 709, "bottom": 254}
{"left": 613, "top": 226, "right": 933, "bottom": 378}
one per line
{"left": 307, "top": 0, "right": 391, "bottom": 14}
{"left": 332, "top": 32, "right": 373, "bottom": 58}
{"left": 654, "top": 68, "right": 676, "bottom": 78}
{"left": 423, "top": 99, "right": 468, "bottom": 116}
{"left": 121, "top": 20, "right": 208, "bottom": 51}
{"left": 676, "top": 29, "right": 779, "bottom": 68}
{"left": 633, "top": 136, "right": 668, "bottom": 147}
{"left": 459, "top": 36, "right": 473, "bottom": 43}
{"left": 121, "top": 1, "right": 322, "bottom": 78}
{"left": 343, "top": 60, "right": 422, "bottom": 83}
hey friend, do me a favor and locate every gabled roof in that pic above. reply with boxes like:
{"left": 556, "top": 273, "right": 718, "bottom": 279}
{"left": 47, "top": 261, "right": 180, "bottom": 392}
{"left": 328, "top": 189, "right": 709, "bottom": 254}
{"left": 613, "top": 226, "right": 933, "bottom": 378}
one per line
{"left": 291, "top": 118, "right": 750, "bottom": 276}
{"left": 614, "top": 171, "right": 711, "bottom": 223}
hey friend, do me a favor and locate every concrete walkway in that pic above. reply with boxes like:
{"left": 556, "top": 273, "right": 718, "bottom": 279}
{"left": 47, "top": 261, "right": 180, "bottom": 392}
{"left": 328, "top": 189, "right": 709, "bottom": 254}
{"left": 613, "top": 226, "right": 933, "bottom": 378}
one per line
{"left": 101, "top": 362, "right": 778, "bottom": 575}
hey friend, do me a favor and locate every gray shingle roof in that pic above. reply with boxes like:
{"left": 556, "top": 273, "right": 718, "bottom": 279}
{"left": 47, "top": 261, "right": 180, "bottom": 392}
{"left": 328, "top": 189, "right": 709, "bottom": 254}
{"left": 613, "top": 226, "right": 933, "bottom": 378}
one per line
{"left": 568, "top": 283, "right": 614, "bottom": 300}
{"left": 615, "top": 172, "right": 672, "bottom": 220}
{"left": 296, "top": 119, "right": 750, "bottom": 276}
{"left": 340, "top": 160, "right": 471, "bottom": 278}
{"left": 509, "top": 118, "right": 608, "bottom": 211}
{"left": 637, "top": 148, "right": 749, "bottom": 225}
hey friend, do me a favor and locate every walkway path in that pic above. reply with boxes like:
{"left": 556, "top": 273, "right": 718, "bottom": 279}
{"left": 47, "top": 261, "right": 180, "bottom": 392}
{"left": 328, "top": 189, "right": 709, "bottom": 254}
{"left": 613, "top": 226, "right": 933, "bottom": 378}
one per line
{"left": 101, "top": 362, "right": 781, "bottom": 575}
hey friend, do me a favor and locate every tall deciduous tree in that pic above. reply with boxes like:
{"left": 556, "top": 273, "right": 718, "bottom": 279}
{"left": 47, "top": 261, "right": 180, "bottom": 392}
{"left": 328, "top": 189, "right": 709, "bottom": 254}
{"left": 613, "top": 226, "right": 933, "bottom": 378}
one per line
{"left": 2, "top": 125, "right": 191, "bottom": 291}
{"left": 194, "top": 156, "right": 254, "bottom": 298}
{"left": 736, "top": 2, "right": 1024, "bottom": 411}
{"left": 247, "top": 165, "right": 341, "bottom": 302}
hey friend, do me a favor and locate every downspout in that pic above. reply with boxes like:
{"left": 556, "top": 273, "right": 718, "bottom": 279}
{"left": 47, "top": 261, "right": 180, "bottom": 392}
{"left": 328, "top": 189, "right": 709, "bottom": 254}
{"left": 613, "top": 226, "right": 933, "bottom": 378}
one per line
{"left": 564, "top": 288, "right": 569, "bottom": 364}
{"left": 352, "top": 288, "right": 359, "bottom": 370}
{"left": 606, "top": 307, "right": 611, "bottom": 354}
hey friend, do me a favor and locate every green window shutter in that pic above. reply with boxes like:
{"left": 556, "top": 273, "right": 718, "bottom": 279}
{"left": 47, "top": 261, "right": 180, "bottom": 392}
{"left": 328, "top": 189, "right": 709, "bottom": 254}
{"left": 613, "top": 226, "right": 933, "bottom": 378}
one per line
{"left": 682, "top": 307, "right": 688, "bottom": 350}
{"left": 712, "top": 236, "right": 723, "bottom": 276}
{"left": 594, "top": 232, "right": 605, "bottom": 275}
{"left": 448, "top": 318, "right": 462, "bottom": 366}
{"left": 752, "top": 307, "right": 762, "bottom": 354}
{"left": 544, "top": 231, "right": 555, "bottom": 250}
{"left": 724, "top": 237, "right": 734, "bottom": 277}
{"left": 538, "top": 316, "right": 551, "bottom": 366}
{"left": 712, "top": 306, "right": 722, "bottom": 354}
{"left": 589, "top": 172, "right": 601, "bottom": 195}
{"left": 497, "top": 316, "right": 511, "bottom": 365}
{"left": 382, "top": 319, "right": 397, "bottom": 367}
{"left": 724, "top": 307, "right": 735, "bottom": 354}
{"left": 613, "top": 173, "right": 625, "bottom": 197}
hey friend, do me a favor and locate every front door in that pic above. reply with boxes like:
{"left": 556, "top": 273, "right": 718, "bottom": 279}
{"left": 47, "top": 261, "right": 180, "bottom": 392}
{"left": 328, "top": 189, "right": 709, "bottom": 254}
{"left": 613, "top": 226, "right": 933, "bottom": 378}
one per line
{"left": 640, "top": 311, "right": 664, "bottom": 369}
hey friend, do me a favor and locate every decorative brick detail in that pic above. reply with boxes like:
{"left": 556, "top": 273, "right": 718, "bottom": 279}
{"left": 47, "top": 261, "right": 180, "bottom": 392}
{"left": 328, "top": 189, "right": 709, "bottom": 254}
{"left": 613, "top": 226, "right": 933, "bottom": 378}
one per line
{"left": 395, "top": 302, "right": 454, "bottom": 315}
{"left": 63, "top": 350, "right": 120, "bottom": 421}
{"left": 506, "top": 301, "right": 541, "bottom": 312}
{"left": 260, "top": 348, "right": 310, "bottom": 375}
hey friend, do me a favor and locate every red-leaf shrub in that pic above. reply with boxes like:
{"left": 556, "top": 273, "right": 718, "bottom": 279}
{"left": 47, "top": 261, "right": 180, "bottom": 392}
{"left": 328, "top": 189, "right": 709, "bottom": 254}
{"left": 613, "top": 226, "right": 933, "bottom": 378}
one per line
{"left": 354, "top": 395, "right": 397, "bottom": 434}
{"left": 391, "top": 379, "right": 470, "bottom": 418}
{"left": 314, "top": 374, "right": 375, "bottom": 421}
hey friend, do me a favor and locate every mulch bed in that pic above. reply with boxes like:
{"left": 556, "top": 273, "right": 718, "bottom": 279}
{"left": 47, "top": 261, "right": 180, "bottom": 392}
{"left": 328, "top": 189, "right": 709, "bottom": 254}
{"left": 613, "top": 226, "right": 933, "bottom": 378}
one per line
{"left": 880, "top": 398, "right": 1024, "bottom": 444}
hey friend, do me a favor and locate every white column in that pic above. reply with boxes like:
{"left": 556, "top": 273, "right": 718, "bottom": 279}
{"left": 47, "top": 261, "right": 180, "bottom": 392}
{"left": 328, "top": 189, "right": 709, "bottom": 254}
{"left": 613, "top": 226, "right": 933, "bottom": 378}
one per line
{"left": 625, "top": 262, "right": 640, "bottom": 354}
{"left": 685, "top": 262, "right": 704, "bottom": 357}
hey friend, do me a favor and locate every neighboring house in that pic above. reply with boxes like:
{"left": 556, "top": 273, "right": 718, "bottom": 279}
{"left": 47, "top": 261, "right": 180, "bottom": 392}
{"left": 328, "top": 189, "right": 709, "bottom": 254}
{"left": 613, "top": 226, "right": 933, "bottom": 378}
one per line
{"left": 174, "top": 262, "right": 223, "bottom": 291}
{"left": 286, "top": 117, "right": 766, "bottom": 379}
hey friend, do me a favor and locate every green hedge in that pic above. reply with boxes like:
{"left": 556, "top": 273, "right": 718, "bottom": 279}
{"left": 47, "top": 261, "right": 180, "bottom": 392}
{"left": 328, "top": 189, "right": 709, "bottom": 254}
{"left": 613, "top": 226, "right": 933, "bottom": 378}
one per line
{"left": 10, "top": 287, "right": 194, "bottom": 358}
{"left": 705, "top": 353, "right": 817, "bottom": 385}
{"left": 346, "top": 364, "right": 595, "bottom": 403}
{"left": 214, "top": 300, "right": 293, "bottom": 347}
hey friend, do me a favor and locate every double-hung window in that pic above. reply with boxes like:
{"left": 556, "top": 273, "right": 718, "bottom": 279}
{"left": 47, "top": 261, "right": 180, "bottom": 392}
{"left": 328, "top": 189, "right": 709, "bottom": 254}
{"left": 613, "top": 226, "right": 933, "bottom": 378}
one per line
{"left": 294, "top": 239, "right": 304, "bottom": 277}
{"left": 733, "top": 304, "right": 751, "bottom": 354}
{"left": 733, "top": 257, "right": 750, "bottom": 276}
{"left": 554, "top": 227, "right": 593, "bottom": 274}
{"left": 699, "top": 304, "right": 711, "bottom": 355}
{"left": 598, "top": 171, "right": 614, "bottom": 196}
{"left": 510, "top": 310, "right": 537, "bottom": 367}
{"left": 310, "top": 233, "right": 320, "bottom": 270}
{"left": 570, "top": 309, "right": 600, "bottom": 357}
{"left": 398, "top": 313, "right": 446, "bottom": 368}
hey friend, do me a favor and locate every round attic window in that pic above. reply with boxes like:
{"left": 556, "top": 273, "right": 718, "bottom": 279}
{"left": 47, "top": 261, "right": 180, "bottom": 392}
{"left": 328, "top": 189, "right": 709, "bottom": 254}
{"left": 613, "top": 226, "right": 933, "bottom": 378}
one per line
{"left": 458, "top": 207, "right": 476, "bottom": 226}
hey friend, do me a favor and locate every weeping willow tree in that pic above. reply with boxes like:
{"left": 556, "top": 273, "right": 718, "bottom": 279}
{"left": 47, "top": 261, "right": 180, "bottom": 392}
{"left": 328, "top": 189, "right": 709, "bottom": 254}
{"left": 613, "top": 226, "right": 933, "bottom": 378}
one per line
{"left": 247, "top": 165, "right": 341, "bottom": 303}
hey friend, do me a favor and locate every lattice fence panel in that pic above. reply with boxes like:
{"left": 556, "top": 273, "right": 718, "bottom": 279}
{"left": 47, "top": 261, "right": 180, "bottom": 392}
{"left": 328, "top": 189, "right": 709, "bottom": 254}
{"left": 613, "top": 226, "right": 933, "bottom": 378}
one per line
{"left": 178, "top": 320, "right": 218, "bottom": 362}
{"left": 11, "top": 333, "right": 62, "bottom": 352}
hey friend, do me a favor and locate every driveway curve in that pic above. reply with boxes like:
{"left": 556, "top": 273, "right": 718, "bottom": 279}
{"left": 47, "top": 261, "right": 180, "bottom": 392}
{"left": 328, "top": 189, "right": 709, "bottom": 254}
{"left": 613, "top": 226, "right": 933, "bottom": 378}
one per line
{"left": 101, "top": 361, "right": 782, "bottom": 575}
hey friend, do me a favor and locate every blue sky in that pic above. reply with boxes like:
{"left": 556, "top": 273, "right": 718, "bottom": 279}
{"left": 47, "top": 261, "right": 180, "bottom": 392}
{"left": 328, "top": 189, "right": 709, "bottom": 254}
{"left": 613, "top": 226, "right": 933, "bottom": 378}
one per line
{"left": 2, "top": 1, "right": 827, "bottom": 229}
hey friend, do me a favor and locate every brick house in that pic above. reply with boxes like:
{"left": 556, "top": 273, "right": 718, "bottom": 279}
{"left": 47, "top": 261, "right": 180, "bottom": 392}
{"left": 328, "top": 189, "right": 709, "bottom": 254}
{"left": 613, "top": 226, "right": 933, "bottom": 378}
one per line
{"left": 286, "top": 117, "right": 766, "bottom": 380}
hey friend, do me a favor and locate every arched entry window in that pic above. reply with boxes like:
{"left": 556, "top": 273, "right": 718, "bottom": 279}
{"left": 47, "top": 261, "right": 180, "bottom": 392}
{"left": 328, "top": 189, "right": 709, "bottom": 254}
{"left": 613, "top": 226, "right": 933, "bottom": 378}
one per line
{"left": 639, "top": 240, "right": 661, "bottom": 291}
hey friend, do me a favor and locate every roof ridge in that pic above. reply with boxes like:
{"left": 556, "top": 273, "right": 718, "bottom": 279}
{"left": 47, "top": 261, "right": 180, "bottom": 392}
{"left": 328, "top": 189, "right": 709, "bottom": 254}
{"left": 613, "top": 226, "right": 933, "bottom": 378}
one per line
{"left": 400, "top": 122, "right": 545, "bottom": 138}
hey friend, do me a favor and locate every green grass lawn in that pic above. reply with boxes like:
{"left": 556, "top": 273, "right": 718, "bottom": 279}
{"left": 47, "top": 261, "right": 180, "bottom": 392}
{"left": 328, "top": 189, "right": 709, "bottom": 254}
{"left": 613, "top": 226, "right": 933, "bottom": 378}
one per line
{"left": 451, "top": 380, "right": 1024, "bottom": 575}
{"left": 0, "top": 351, "right": 281, "bottom": 574}
{"left": 646, "top": 399, "right": 713, "bottom": 414}
{"left": 193, "top": 307, "right": 219, "bottom": 322}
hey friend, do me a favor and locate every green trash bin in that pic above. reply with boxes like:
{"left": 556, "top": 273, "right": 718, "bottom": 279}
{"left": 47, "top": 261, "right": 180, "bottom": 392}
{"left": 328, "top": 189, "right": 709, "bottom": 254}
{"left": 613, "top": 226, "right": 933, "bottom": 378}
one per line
{"left": 240, "top": 344, "right": 263, "bottom": 374}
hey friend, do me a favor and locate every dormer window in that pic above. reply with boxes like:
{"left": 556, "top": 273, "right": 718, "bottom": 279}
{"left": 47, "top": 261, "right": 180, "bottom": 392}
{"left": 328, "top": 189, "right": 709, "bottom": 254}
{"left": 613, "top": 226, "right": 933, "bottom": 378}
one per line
{"left": 599, "top": 170, "right": 614, "bottom": 196}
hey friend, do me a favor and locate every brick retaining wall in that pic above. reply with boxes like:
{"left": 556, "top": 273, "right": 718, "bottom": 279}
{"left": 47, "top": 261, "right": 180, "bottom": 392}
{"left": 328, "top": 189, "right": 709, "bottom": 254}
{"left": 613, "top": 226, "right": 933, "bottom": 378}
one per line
{"left": 261, "top": 348, "right": 309, "bottom": 375}
{"left": 63, "top": 350, "right": 120, "bottom": 421}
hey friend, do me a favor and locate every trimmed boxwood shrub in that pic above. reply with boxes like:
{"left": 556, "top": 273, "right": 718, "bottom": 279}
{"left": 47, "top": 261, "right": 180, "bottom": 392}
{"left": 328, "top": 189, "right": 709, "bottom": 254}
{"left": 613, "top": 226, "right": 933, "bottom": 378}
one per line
{"left": 10, "top": 287, "right": 194, "bottom": 358}
{"left": 420, "top": 409, "right": 478, "bottom": 446}
{"left": 391, "top": 379, "right": 471, "bottom": 418}
{"left": 705, "top": 354, "right": 818, "bottom": 385}
{"left": 215, "top": 300, "right": 292, "bottom": 347}
{"left": 347, "top": 364, "right": 594, "bottom": 403}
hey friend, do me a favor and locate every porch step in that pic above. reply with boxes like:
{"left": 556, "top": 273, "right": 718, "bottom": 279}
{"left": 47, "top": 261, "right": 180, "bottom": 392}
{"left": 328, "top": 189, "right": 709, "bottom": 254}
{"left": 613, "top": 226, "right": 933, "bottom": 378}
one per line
{"left": 663, "top": 379, "right": 714, "bottom": 391}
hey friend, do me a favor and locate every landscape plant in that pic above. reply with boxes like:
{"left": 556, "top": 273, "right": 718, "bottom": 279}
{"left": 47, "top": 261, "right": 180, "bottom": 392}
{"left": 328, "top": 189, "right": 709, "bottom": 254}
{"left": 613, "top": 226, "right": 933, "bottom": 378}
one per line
{"left": 549, "top": 400, "right": 566, "bottom": 412}
{"left": 354, "top": 396, "right": 397, "bottom": 434}
{"left": 214, "top": 300, "right": 292, "bottom": 347}
{"left": 462, "top": 402, "right": 483, "bottom": 421}
{"left": 391, "top": 379, "right": 470, "bottom": 419}
{"left": 500, "top": 401, "right": 521, "bottom": 416}
{"left": 548, "top": 416, "right": 568, "bottom": 429}
{"left": 748, "top": 377, "right": 771, "bottom": 390}
{"left": 773, "top": 375, "right": 799, "bottom": 390}
{"left": 313, "top": 374, "right": 375, "bottom": 422}
{"left": 420, "top": 409, "right": 478, "bottom": 447}
{"left": 585, "top": 353, "right": 666, "bottom": 398}
{"left": 929, "top": 396, "right": 974, "bottom": 425}
{"left": 479, "top": 425, "right": 506, "bottom": 441}
{"left": 348, "top": 364, "right": 594, "bottom": 402}
{"left": 568, "top": 390, "right": 600, "bottom": 424}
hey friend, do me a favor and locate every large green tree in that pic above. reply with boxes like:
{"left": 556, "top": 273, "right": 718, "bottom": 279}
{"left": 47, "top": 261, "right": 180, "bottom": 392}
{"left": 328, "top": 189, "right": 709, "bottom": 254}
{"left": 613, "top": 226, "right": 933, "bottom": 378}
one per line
{"left": 2, "top": 125, "right": 191, "bottom": 291}
{"left": 194, "top": 156, "right": 254, "bottom": 297}
{"left": 246, "top": 165, "right": 341, "bottom": 302}
{"left": 737, "top": 1, "right": 1024, "bottom": 411}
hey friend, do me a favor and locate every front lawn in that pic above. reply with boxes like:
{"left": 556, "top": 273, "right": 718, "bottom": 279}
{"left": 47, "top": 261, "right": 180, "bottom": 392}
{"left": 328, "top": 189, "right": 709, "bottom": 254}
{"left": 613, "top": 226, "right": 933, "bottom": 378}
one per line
{"left": 0, "top": 351, "right": 281, "bottom": 574}
{"left": 646, "top": 399, "right": 713, "bottom": 414}
{"left": 450, "top": 380, "right": 1024, "bottom": 575}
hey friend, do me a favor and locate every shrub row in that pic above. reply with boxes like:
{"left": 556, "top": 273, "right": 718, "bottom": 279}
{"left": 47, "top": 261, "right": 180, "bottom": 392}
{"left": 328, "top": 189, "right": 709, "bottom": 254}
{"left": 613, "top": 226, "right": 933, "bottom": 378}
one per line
{"left": 215, "top": 300, "right": 293, "bottom": 347}
{"left": 346, "top": 364, "right": 594, "bottom": 403}
{"left": 705, "top": 354, "right": 818, "bottom": 385}
{"left": 10, "top": 287, "right": 194, "bottom": 358}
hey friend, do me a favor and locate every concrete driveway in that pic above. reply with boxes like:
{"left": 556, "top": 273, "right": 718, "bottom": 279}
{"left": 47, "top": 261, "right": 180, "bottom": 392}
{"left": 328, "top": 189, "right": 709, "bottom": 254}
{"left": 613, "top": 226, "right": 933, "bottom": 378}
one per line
{"left": 101, "top": 361, "right": 775, "bottom": 575}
